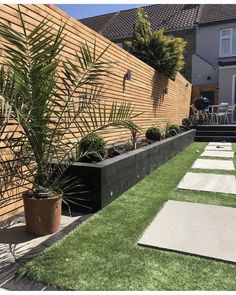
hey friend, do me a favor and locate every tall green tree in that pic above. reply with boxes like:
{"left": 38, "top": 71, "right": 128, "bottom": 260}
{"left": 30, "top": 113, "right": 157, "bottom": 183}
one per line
{"left": 126, "top": 8, "right": 186, "bottom": 79}
{"left": 125, "top": 8, "right": 152, "bottom": 64}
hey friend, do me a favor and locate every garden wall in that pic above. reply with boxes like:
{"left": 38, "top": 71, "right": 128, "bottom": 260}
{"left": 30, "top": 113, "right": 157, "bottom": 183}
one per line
{"left": 66, "top": 130, "right": 195, "bottom": 212}
{"left": 0, "top": 4, "right": 192, "bottom": 220}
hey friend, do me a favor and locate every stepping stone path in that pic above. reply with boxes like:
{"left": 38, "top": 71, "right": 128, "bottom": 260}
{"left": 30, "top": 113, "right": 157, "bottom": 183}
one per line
{"left": 139, "top": 141, "right": 236, "bottom": 263}
{"left": 139, "top": 200, "right": 236, "bottom": 263}
{"left": 201, "top": 150, "right": 234, "bottom": 158}
{"left": 208, "top": 142, "right": 232, "bottom": 146}
{"left": 204, "top": 145, "right": 232, "bottom": 151}
{"left": 192, "top": 158, "right": 235, "bottom": 171}
{"left": 178, "top": 172, "right": 236, "bottom": 194}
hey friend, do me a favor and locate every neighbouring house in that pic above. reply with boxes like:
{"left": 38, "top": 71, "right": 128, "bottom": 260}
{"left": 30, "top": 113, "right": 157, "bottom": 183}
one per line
{"left": 192, "top": 5, "right": 236, "bottom": 117}
{"left": 80, "top": 4, "right": 236, "bottom": 116}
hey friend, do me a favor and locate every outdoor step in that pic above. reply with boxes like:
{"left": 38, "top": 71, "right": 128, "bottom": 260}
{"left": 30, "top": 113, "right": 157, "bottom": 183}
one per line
{"left": 196, "top": 130, "right": 236, "bottom": 136}
{"left": 193, "top": 125, "right": 236, "bottom": 131}
{"left": 195, "top": 135, "right": 236, "bottom": 142}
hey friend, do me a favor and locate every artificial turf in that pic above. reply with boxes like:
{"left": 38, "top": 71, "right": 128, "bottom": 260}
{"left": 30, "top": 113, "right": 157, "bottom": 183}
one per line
{"left": 20, "top": 142, "right": 236, "bottom": 290}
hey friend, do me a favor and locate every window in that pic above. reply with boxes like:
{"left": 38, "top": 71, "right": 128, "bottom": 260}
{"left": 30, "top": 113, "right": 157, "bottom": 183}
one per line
{"left": 220, "top": 29, "right": 233, "bottom": 57}
{"left": 220, "top": 28, "right": 236, "bottom": 57}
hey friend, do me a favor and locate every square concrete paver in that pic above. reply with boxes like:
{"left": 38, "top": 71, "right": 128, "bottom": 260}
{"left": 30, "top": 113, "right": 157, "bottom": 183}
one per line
{"left": 201, "top": 150, "right": 234, "bottom": 158}
{"left": 192, "top": 159, "right": 235, "bottom": 171}
{"left": 205, "top": 145, "right": 232, "bottom": 151}
{"left": 178, "top": 172, "right": 236, "bottom": 194}
{"left": 139, "top": 200, "right": 236, "bottom": 263}
{"left": 208, "top": 142, "right": 232, "bottom": 146}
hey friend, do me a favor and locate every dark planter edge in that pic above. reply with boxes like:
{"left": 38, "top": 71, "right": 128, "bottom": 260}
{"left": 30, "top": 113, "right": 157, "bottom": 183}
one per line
{"left": 66, "top": 129, "right": 196, "bottom": 212}
{"left": 73, "top": 129, "right": 196, "bottom": 168}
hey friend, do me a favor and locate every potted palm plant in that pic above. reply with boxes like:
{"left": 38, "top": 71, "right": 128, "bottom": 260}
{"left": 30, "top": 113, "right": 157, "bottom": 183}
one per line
{"left": 0, "top": 7, "right": 139, "bottom": 236}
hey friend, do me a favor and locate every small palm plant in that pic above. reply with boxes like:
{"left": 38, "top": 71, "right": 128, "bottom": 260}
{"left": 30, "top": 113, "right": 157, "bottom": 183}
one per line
{"left": 0, "top": 7, "right": 139, "bottom": 235}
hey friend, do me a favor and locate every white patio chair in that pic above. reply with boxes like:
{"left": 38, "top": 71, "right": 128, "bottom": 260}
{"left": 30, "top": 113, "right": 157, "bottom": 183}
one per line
{"left": 214, "top": 103, "right": 229, "bottom": 124}
{"left": 226, "top": 105, "right": 235, "bottom": 123}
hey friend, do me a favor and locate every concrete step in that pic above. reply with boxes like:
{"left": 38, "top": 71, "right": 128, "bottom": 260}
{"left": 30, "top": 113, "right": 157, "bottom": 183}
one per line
{"left": 193, "top": 125, "right": 236, "bottom": 131}
{"left": 196, "top": 130, "right": 236, "bottom": 136}
{"left": 195, "top": 135, "right": 236, "bottom": 142}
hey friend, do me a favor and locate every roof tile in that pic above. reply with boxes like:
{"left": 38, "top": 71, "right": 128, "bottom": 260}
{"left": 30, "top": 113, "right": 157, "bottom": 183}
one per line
{"left": 198, "top": 5, "right": 236, "bottom": 25}
{"left": 80, "top": 4, "right": 199, "bottom": 40}
{"left": 80, "top": 4, "right": 236, "bottom": 41}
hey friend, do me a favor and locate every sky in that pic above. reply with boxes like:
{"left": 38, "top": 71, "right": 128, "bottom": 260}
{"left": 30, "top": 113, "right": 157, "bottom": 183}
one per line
{"left": 56, "top": 4, "right": 149, "bottom": 19}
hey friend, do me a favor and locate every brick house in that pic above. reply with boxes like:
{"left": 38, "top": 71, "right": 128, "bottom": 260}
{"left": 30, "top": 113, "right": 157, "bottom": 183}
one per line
{"left": 80, "top": 4, "right": 236, "bottom": 113}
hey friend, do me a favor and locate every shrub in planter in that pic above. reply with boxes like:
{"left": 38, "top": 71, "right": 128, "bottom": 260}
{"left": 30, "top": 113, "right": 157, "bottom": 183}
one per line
{"left": 168, "top": 124, "right": 180, "bottom": 137}
{"left": 0, "top": 10, "right": 140, "bottom": 236}
{"left": 163, "top": 123, "right": 181, "bottom": 138}
{"left": 181, "top": 117, "right": 192, "bottom": 132}
{"left": 146, "top": 126, "right": 162, "bottom": 141}
{"left": 182, "top": 117, "right": 191, "bottom": 128}
{"left": 79, "top": 133, "right": 107, "bottom": 163}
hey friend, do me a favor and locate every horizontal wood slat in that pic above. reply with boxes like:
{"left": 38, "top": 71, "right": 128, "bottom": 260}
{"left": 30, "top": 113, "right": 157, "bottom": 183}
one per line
{"left": 0, "top": 4, "right": 192, "bottom": 221}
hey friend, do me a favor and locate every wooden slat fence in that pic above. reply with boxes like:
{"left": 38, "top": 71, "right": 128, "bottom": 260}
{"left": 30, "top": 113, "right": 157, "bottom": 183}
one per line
{"left": 0, "top": 4, "right": 192, "bottom": 220}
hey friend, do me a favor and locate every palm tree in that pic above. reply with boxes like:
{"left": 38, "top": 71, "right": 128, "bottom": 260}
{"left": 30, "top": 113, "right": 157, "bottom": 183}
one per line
{"left": 0, "top": 7, "right": 139, "bottom": 233}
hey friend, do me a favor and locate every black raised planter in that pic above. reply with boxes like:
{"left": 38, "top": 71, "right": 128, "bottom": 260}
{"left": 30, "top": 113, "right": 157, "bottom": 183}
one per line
{"left": 65, "top": 129, "right": 195, "bottom": 212}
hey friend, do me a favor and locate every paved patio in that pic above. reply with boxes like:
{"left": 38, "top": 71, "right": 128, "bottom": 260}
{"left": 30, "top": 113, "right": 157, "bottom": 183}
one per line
{"left": 0, "top": 211, "right": 91, "bottom": 291}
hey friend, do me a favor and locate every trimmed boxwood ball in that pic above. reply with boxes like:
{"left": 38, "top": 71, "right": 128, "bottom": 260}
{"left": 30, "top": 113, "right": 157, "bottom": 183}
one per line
{"left": 168, "top": 124, "right": 180, "bottom": 137}
{"left": 79, "top": 133, "right": 107, "bottom": 163}
{"left": 146, "top": 126, "right": 162, "bottom": 141}
{"left": 182, "top": 117, "right": 191, "bottom": 127}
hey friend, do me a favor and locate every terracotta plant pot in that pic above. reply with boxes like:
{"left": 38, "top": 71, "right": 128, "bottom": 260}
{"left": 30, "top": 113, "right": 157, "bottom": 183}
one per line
{"left": 23, "top": 192, "right": 62, "bottom": 236}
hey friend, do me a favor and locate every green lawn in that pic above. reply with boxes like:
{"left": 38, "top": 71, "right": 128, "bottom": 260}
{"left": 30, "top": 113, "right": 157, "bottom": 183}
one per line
{"left": 20, "top": 142, "right": 236, "bottom": 291}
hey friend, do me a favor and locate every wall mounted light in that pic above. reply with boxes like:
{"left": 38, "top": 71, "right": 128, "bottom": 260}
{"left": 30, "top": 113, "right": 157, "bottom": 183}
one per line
{"left": 124, "top": 69, "right": 132, "bottom": 81}
{"left": 164, "top": 87, "right": 168, "bottom": 94}
{"left": 186, "top": 83, "right": 189, "bottom": 87}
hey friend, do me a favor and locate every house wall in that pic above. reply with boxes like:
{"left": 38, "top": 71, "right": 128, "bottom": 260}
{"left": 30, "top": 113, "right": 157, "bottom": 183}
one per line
{"left": 192, "top": 54, "right": 218, "bottom": 85}
{"left": 193, "top": 21, "right": 236, "bottom": 105}
{"left": 196, "top": 21, "right": 236, "bottom": 67}
{"left": 219, "top": 66, "right": 236, "bottom": 104}
{"left": 0, "top": 4, "right": 192, "bottom": 221}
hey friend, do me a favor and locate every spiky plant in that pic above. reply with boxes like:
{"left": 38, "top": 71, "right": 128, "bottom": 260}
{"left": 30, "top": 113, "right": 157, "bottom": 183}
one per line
{"left": 0, "top": 6, "right": 140, "bottom": 207}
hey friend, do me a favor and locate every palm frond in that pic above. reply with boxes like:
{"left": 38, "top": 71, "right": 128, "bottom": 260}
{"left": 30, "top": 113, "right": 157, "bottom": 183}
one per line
{"left": 0, "top": 8, "right": 141, "bottom": 205}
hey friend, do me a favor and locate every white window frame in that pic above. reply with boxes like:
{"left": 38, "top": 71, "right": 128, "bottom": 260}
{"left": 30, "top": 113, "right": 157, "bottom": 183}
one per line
{"left": 220, "top": 28, "right": 233, "bottom": 57}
